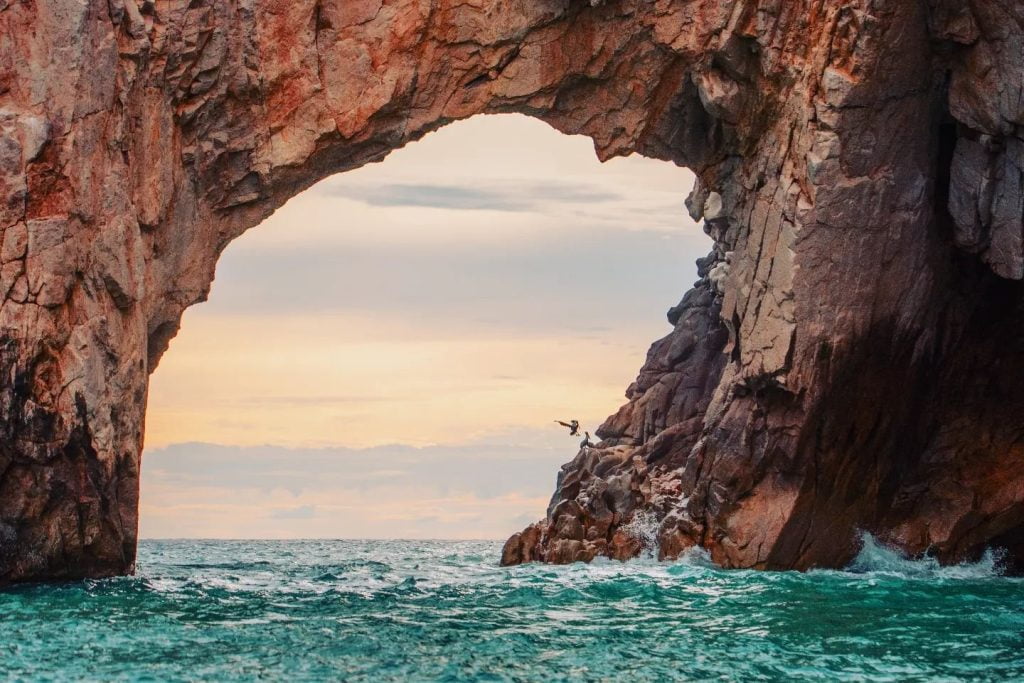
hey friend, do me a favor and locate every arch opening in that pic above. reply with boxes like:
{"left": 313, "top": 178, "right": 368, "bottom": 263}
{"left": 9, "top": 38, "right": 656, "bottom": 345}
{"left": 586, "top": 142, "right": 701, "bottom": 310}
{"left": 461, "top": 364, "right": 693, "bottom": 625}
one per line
{"left": 140, "top": 114, "right": 706, "bottom": 541}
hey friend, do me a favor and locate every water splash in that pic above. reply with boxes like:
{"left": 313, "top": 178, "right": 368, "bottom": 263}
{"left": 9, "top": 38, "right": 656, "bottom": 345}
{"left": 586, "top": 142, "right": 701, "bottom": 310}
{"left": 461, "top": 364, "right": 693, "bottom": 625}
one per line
{"left": 662, "top": 544, "right": 715, "bottom": 573}
{"left": 845, "top": 532, "right": 1005, "bottom": 579}
{"left": 621, "top": 510, "right": 661, "bottom": 558}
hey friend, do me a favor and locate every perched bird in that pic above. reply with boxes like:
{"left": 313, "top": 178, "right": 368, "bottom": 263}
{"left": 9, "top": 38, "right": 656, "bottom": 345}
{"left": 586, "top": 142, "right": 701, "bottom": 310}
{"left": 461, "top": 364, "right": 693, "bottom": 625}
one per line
{"left": 554, "top": 419, "right": 581, "bottom": 436}
{"left": 580, "top": 432, "right": 595, "bottom": 450}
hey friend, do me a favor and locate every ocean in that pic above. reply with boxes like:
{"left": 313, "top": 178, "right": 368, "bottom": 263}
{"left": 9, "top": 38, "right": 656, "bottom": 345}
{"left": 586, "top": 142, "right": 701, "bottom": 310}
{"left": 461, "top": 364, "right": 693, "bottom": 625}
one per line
{"left": 3, "top": 537, "right": 1023, "bottom": 681}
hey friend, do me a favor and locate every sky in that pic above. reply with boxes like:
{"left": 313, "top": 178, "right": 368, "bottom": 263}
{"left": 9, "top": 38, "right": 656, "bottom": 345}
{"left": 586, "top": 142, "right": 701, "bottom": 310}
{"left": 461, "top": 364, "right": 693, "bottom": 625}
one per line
{"left": 141, "top": 114, "right": 706, "bottom": 540}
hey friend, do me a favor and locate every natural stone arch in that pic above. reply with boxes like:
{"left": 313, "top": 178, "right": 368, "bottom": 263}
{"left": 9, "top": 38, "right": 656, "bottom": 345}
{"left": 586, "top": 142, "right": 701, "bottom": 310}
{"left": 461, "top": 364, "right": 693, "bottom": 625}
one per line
{"left": 1, "top": 0, "right": 1023, "bottom": 582}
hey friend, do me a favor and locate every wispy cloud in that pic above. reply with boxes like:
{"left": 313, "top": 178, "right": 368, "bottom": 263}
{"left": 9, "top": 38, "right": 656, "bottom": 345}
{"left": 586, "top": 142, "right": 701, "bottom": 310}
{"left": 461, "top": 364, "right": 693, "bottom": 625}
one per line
{"left": 200, "top": 223, "right": 708, "bottom": 327}
{"left": 270, "top": 505, "right": 318, "bottom": 520}
{"left": 140, "top": 438, "right": 573, "bottom": 540}
{"left": 321, "top": 180, "right": 622, "bottom": 211}
{"left": 144, "top": 441, "right": 566, "bottom": 495}
{"left": 233, "top": 395, "right": 402, "bottom": 406}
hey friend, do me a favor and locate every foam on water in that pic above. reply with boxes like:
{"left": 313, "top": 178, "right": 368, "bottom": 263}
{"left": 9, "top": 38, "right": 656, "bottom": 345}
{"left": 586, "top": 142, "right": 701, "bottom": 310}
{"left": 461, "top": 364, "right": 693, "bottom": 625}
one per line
{"left": 844, "top": 532, "right": 1006, "bottom": 580}
{"left": 3, "top": 539, "right": 1023, "bottom": 681}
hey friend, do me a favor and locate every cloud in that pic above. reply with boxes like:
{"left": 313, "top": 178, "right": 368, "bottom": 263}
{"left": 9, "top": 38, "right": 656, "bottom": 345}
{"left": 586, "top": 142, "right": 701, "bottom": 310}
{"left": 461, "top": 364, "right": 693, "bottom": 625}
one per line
{"left": 326, "top": 183, "right": 526, "bottom": 211}
{"left": 143, "top": 441, "right": 565, "bottom": 497}
{"left": 198, "top": 223, "right": 709, "bottom": 333}
{"left": 233, "top": 395, "right": 402, "bottom": 406}
{"left": 322, "top": 180, "right": 622, "bottom": 212}
{"left": 270, "top": 505, "right": 318, "bottom": 519}
{"left": 139, "top": 437, "right": 573, "bottom": 540}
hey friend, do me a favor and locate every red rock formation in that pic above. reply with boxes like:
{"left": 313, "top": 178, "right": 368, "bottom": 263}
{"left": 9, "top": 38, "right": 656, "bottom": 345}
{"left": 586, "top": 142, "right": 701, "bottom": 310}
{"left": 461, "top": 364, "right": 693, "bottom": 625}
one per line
{"left": 1, "top": 0, "right": 1022, "bottom": 582}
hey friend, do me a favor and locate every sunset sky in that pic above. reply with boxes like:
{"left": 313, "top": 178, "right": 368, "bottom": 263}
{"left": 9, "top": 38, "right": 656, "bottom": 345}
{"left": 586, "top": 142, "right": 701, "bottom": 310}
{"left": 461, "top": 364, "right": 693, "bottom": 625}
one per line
{"left": 141, "top": 114, "right": 705, "bottom": 539}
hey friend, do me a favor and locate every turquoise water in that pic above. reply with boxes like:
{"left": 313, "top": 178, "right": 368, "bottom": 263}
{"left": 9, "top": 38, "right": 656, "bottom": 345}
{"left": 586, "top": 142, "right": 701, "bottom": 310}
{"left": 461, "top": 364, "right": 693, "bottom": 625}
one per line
{"left": 3, "top": 538, "right": 1023, "bottom": 681}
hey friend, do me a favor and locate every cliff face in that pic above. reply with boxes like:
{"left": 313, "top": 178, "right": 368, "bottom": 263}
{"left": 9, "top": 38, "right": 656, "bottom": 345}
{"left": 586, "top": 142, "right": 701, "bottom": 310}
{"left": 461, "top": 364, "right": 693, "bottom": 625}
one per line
{"left": 504, "top": 0, "right": 1024, "bottom": 570}
{"left": 0, "top": 0, "right": 1021, "bottom": 582}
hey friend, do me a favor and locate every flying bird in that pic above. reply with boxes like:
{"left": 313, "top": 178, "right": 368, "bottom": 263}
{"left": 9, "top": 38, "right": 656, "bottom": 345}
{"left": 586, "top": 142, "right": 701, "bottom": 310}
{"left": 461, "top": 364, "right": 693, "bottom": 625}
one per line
{"left": 554, "top": 419, "right": 580, "bottom": 436}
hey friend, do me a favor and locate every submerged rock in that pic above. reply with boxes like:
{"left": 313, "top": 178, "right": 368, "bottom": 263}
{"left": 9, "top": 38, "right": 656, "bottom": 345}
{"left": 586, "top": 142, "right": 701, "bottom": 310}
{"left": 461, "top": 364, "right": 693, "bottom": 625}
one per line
{"left": 1, "top": 0, "right": 1024, "bottom": 582}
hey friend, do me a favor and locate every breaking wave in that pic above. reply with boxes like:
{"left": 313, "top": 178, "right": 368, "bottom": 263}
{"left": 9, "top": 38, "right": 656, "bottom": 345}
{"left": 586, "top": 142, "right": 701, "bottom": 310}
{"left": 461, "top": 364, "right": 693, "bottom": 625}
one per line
{"left": 845, "top": 532, "right": 1006, "bottom": 579}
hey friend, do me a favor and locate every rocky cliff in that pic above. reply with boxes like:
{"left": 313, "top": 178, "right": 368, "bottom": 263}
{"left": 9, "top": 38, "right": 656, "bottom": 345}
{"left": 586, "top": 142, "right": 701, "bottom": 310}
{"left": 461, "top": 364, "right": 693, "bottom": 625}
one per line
{"left": 1, "top": 0, "right": 1022, "bottom": 583}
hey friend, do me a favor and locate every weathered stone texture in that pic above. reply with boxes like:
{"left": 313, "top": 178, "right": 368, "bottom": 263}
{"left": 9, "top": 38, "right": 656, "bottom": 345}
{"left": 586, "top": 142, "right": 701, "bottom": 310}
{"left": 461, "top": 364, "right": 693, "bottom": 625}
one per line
{"left": 0, "top": 0, "right": 1022, "bottom": 582}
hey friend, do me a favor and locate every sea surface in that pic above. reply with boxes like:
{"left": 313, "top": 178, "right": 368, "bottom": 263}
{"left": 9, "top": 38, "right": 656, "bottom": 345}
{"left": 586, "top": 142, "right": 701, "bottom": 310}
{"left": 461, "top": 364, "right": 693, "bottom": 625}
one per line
{"left": 3, "top": 537, "right": 1023, "bottom": 681}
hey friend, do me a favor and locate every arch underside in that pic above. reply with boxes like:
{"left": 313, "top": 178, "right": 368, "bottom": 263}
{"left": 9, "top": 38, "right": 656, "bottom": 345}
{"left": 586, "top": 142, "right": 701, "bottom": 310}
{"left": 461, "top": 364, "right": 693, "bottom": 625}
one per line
{"left": 0, "top": 0, "right": 1023, "bottom": 582}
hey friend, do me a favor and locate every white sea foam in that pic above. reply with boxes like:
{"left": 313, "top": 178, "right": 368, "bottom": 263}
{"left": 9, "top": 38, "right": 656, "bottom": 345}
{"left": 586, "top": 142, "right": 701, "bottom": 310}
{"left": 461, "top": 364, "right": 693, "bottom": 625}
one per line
{"left": 844, "top": 532, "right": 1005, "bottom": 579}
{"left": 621, "top": 510, "right": 662, "bottom": 559}
{"left": 672, "top": 544, "right": 715, "bottom": 568}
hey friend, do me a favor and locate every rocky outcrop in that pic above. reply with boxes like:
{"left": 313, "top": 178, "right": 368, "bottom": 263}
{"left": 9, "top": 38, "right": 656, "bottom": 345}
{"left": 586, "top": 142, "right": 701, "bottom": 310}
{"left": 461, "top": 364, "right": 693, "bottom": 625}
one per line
{"left": 502, "top": 273, "right": 729, "bottom": 566}
{"left": 1, "top": 0, "right": 1022, "bottom": 583}
{"left": 503, "top": 1, "right": 1024, "bottom": 571}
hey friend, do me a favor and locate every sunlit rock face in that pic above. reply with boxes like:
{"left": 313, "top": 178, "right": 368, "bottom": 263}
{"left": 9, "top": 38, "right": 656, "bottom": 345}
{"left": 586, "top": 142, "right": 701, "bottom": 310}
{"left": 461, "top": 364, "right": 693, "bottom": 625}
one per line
{"left": 1, "top": 0, "right": 1023, "bottom": 582}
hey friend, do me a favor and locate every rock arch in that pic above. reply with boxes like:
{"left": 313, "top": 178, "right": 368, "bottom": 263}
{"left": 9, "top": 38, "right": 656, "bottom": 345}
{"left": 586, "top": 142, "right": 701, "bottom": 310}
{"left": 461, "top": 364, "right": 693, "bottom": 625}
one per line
{"left": 1, "top": 0, "right": 1023, "bottom": 582}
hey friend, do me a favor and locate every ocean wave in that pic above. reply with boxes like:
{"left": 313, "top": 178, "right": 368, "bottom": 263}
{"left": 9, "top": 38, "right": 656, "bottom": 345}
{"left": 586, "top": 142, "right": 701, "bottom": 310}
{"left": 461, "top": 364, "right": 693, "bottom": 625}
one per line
{"left": 5, "top": 539, "right": 1023, "bottom": 681}
{"left": 843, "top": 533, "right": 1006, "bottom": 580}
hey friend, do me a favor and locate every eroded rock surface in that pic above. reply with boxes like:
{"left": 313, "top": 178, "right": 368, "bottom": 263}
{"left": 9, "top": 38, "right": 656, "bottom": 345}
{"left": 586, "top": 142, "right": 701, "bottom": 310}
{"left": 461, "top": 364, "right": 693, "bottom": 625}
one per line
{"left": 1, "top": 0, "right": 1023, "bottom": 582}
{"left": 506, "top": 0, "right": 1024, "bottom": 571}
